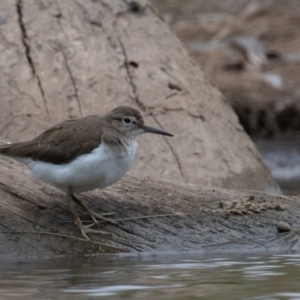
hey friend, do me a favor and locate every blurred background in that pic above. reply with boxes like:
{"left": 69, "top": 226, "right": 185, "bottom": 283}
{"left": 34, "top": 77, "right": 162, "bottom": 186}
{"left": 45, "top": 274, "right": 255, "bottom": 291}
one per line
{"left": 150, "top": 0, "right": 300, "bottom": 195}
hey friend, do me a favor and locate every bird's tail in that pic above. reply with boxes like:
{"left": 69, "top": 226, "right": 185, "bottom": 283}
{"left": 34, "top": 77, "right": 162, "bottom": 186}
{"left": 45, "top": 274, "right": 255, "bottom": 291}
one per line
{"left": 0, "top": 140, "right": 38, "bottom": 158}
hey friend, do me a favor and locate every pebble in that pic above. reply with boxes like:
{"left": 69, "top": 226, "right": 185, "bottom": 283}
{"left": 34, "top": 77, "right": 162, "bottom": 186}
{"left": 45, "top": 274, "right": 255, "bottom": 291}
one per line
{"left": 276, "top": 221, "right": 292, "bottom": 232}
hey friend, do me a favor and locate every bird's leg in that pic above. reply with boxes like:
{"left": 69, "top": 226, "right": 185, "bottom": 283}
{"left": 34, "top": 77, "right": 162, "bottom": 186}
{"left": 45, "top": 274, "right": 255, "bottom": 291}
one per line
{"left": 66, "top": 187, "right": 112, "bottom": 240}
{"left": 70, "top": 193, "right": 117, "bottom": 225}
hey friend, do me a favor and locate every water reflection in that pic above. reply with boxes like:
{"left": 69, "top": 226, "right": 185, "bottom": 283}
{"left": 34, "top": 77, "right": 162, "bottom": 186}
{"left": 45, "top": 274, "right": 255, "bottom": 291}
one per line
{"left": 1, "top": 254, "right": 300, "bottom": 299}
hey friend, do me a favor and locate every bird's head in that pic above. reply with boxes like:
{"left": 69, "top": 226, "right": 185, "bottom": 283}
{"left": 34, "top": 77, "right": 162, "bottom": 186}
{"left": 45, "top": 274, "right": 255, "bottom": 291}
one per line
{"left": 107, "top": 106, "right": 173, "bottom": 138}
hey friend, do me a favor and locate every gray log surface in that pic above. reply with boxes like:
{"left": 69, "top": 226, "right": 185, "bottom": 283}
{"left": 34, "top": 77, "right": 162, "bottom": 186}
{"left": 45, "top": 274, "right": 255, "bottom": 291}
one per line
{"left": 0, "top": 155, "right": 299, "bottom": 260}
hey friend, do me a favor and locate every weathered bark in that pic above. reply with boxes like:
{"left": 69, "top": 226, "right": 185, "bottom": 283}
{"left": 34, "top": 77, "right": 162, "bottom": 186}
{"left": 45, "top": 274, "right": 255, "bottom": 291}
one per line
{"left": 0, "top": 0, "right": 278, "bottom": 192}
{"left": 0, "top": 154, "right": 299, "bottom": 259}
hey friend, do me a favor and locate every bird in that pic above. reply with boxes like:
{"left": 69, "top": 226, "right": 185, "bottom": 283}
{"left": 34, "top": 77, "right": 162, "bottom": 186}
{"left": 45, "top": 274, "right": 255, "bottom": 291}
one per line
{"left": 0, "top": 106, "right": 173, "bottom": 240}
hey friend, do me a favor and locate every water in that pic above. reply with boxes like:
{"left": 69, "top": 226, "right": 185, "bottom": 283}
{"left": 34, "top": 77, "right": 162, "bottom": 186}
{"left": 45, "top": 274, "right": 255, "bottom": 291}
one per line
{"left": 256, "top": 138, "right": 300, "bottom": 194}
{"left": 1, "top": 253, "right": 300, "bottom": 299}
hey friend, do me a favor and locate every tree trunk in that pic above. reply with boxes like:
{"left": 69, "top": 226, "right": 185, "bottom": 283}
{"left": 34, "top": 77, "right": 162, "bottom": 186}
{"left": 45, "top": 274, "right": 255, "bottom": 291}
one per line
{"left": 0, "top": 0, "right": 278, "bottom": 192}
{"left": 0, "top": 154, "right": 299, "bottom": 259}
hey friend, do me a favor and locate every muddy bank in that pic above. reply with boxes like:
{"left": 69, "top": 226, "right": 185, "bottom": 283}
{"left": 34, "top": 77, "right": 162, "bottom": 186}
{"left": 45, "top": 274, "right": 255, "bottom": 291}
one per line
{"left": 0, "top": 154, "right": 299, "bottom": 260}
{"left": 154, "top": 2, "right": 300, "bottom": 138}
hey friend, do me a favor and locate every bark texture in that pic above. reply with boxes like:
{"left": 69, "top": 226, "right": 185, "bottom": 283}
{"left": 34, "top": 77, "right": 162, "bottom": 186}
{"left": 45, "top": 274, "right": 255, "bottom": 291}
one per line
{"left": 0, "top": 0, "right": 278, "bottom": 192}
{"left": 0, "top": 154, "right": 299, "bottom": 259}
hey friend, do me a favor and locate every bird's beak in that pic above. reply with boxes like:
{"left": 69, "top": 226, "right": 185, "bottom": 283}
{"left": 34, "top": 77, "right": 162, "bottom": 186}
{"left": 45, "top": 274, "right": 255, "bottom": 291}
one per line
{"left": 142, "top": 125, "right": 173, "bottom": 137}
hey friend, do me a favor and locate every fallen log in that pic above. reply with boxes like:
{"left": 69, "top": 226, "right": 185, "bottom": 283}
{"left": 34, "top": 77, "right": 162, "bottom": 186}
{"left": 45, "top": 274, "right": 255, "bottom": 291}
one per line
{"left": 0, "top": 154, "right": 299, "bottom": 260}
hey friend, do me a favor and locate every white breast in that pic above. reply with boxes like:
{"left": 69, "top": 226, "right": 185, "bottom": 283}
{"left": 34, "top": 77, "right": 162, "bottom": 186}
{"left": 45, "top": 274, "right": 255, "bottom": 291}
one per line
{"left": 24, "top": 141, "right": 138, "bottom": 193}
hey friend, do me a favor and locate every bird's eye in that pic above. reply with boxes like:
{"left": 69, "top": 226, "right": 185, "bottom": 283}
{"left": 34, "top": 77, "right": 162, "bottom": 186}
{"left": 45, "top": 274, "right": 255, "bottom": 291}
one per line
{"left": 123, "top": 117, "right": 131, "bottom": 124}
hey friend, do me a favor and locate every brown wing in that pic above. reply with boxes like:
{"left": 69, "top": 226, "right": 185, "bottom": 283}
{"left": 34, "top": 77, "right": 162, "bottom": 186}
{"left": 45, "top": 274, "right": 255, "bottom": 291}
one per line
{"left": 0, "top": 115, "right": 106, "bottom": 164}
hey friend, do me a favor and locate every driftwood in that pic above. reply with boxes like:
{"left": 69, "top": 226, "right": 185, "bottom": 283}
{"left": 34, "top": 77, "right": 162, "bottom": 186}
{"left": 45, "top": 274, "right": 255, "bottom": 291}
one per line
{"left": 0, "top": 154, "right": 299, "bottom": 260}
{"left": 0, "top": 0, "right": 278, "bottom": 192}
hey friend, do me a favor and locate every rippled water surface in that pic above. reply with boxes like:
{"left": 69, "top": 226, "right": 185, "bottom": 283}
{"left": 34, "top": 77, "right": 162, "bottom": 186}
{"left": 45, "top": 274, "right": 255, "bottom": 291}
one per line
{"left": 1, "top": 254, "right": 300, "bottom": 299}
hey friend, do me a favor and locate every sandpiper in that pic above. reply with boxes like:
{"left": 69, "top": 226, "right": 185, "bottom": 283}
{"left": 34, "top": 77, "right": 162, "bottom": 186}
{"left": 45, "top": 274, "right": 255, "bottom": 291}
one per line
{"left": 0, "top": 106, "right": 173, "bottom": 240}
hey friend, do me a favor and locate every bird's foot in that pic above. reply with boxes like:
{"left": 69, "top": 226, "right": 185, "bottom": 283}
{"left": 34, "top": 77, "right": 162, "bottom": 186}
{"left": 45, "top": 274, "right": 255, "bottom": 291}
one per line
{"left": 85, "top": 210, "right": 117, "bottom": 226}
{"left": 70, "top": 193, "right": 117, "bottom": 225}
{"left": 66, "top": 187, "right": 117, "bottom": 240}
{"left": 78, "top": 223, "right": 112, "bottom": 241}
